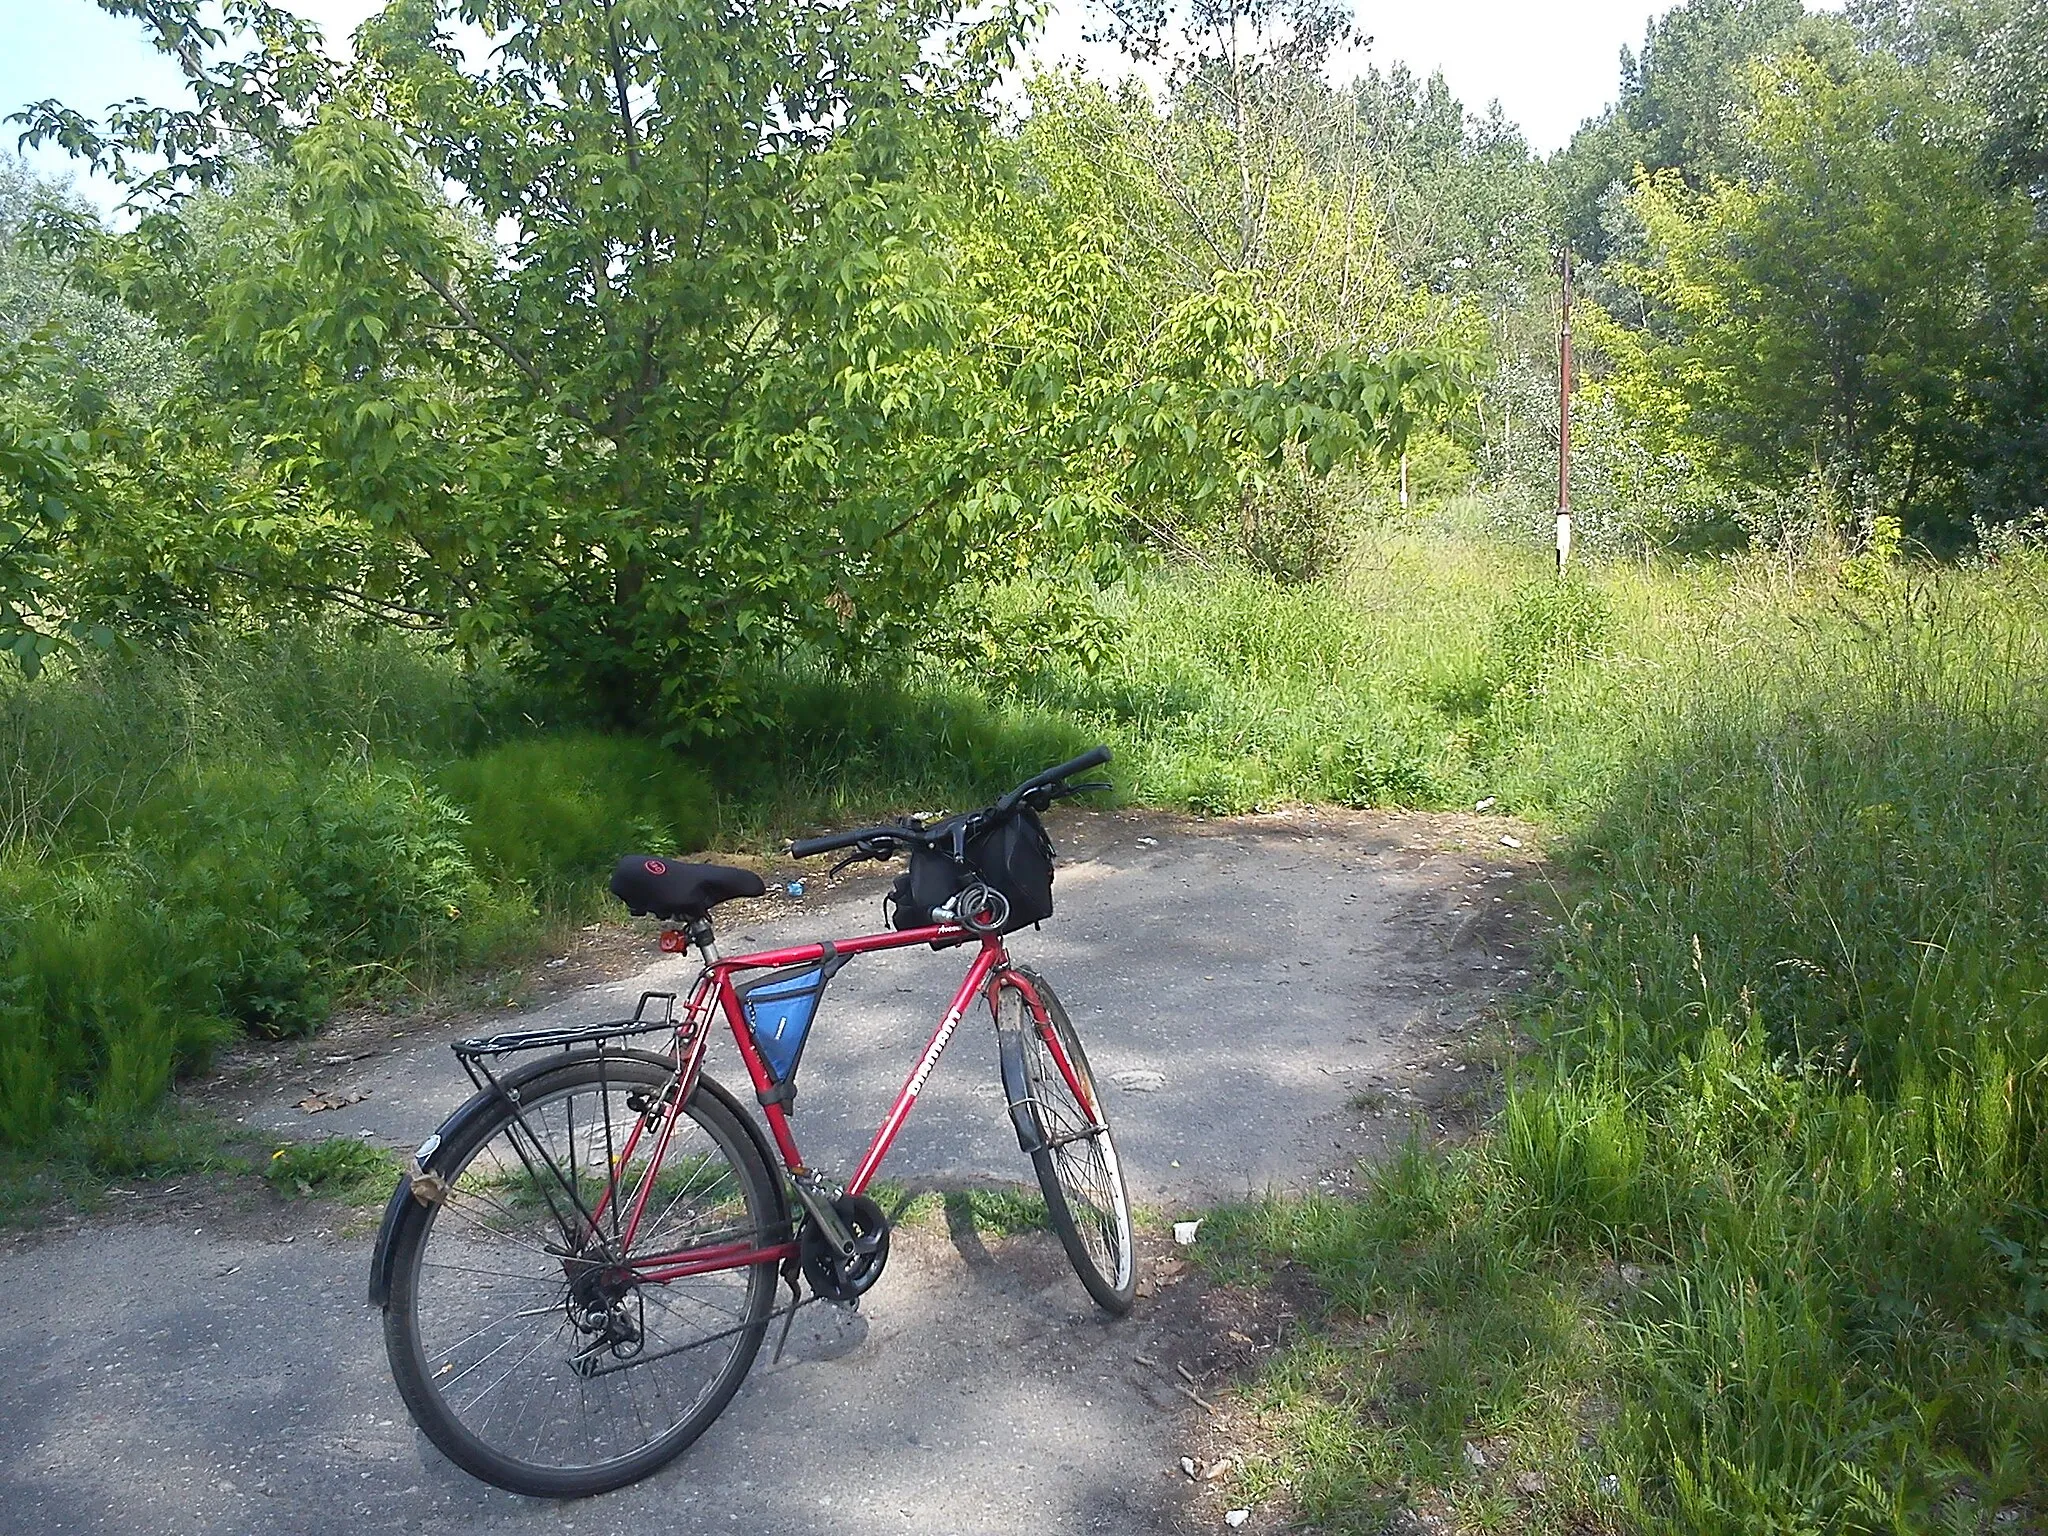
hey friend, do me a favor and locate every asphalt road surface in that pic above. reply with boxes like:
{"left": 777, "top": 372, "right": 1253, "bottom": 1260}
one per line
{"left": 0, "top": 809, "right": 1534, "bottom": 1536}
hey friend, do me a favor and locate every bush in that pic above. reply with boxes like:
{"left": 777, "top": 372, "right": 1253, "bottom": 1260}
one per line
{"left": 435, "top": 732, "right": 715, "bottom": 897}
{"left": 121, "top": 755, "right": 486, "bottom": 1035}
{"left": 0, "top": 753, "right": 488, "bottom": 1148}
{"left": 0, "top": 857, "right": 232, "bottom": 1144}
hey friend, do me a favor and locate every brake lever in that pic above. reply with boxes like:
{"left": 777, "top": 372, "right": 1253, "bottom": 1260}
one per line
{"left": 829, "top": 837, "right": 897, "bottom": 878}
{"left": 1051, "top": 779, "right": 1114, "bottom": 800}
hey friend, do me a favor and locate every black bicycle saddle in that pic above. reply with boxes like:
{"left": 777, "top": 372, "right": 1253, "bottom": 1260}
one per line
{"left": 608, "top": 856, "right": 766, "bottom": 921}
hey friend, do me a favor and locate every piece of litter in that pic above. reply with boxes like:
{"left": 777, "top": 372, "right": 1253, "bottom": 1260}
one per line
{"left": 785, "top": 881, "right": 805, "bottom": 897}
{"left": 1475, "top": 796, "right": 1497, "bottom": 811}
{"left": 544, "top": 958, "right": 567, "bottom": 968}
{"left": 1173, "top": 1219, "right": 1202, "bottom": 1246}
{"left": 1499, "top": 834, "right": 1523, "bottom": 849}
{"left": 1137, "top": 837, "right": 1158, "bottom": 847}
{"left": 1464, "top": 1441, "right": 1488, "bottom": 1470}
{"left": 1180, "top": 1457, "right": 1198, "bottom": 1480}
{"left": 1203, "top": 1458, "right": 1235, "bottom": 1481}
{"left": 1225, "top": 1510, "right": 1249, "bottom": 1528}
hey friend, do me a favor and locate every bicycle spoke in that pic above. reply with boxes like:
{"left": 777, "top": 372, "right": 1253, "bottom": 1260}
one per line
{"left": 1001, "top": 973, "right": 1134, "bottom": 1311}
{"left": 391, "top": 1059, "right": 776, "bottom": 1490}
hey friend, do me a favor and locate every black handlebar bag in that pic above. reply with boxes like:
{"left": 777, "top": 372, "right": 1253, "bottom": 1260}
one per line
{"left": 888, "top": 808, "right": 1057, "bottom": 934}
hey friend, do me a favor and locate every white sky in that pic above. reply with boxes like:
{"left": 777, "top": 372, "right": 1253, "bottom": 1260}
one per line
{"left": 1, "top": 0, "right": 1837, "bottom": 207}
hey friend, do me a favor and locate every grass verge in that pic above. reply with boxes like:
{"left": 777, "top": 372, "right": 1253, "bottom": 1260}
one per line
{"left": 1189, "top": 551, "right": 2048, "bottom": 1532}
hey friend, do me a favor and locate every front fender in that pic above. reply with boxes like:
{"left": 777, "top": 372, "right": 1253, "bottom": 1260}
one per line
{"left": 991, "top": 968, "right": 1050, "bottom": 1157}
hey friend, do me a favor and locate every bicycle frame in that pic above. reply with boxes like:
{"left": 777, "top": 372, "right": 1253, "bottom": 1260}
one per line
{"left": 593, "top": 918, "right": 1097, "bottom": 1288}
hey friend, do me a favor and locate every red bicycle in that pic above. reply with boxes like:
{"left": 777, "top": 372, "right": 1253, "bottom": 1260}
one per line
{"left": 368, "top": 747, "right": 1135, "bottom": 1498}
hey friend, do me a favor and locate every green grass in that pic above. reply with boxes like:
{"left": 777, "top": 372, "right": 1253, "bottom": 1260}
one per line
{"left": 0, "top": 1104, "right": 254, "bottom": 1226}
{"left": 869, "top": 1180, "right": 1052, "bottom": 1235}
{"left": 9, "top": 529, "right": 2048, "bottom": 1536}
{"left": 703, "top": 526, "right": 1738, "bottom": 841}
{"left": 264, "top": 1137, "right": 400, "bottom": 1202}
{"left": 1188, "top": 547, "right": 2048, "bottom": 1532}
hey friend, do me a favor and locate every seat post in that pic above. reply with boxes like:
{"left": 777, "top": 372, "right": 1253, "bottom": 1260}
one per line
{"left": 683, "top": 915, "right": 721, "bottom": 964}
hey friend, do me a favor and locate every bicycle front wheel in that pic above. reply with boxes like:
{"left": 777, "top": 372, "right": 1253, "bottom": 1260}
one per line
{"left": 382, "top": 1055, "right": 782, "bottom": 1497}
{"left": 995, "top": 968, "right": 1136, "bottom": 1315}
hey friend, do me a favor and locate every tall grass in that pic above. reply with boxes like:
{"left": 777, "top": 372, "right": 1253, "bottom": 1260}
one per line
{"left": 713, "top": 531, "right": 1703, "bottom": 837}
{"left": 0, "top": 631, "right": 716, "bottom": 1155}
{"left": 1202, "top": 550, "right": 2048, "bottom": 1531}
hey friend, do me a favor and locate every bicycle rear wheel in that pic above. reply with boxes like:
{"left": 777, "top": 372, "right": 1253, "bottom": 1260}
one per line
{"left": 382, "top": 1055, "right": 782, "bottom": 1497}
{"left": 995, "top": 968, "right": 1136, "bottom": 1315}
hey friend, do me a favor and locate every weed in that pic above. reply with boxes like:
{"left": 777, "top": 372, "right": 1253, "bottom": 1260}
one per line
{"left": 0, "top": 1104, "right": 251, "bottom": 1228}
{"left": 435, "top": 731, "right": 715, "bottom": 901}
{"left": 265, "top": 1138, "right": 400, "bottom": 1202}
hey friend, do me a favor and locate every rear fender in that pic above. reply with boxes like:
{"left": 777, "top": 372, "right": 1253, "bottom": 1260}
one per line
{"left": 367, "top": 1049, "right": 790, "bottom": 1309}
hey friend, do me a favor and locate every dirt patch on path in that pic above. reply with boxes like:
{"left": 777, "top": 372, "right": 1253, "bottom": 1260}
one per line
{"left": 0, "top": 809, "right": 1544, "bottom": 1536}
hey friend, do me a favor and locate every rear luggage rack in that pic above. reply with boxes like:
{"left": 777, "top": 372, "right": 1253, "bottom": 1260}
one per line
{"left": 452, "top": 991, "right": 682, "bottom": 1092}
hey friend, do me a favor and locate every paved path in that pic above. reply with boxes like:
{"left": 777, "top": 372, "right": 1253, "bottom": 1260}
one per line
{"left": 0, "top": 810, "right": 1534, "bottom": 1536}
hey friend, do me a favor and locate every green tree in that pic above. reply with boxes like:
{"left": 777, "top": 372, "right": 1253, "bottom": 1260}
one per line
{"left": 1551, "top": 0, "right": 1805, "bottom": 261}
{"left": 22, "top": 0, "right": 1066, "bottom": 727}
{"left": 998, "top": 20, "right": 1479, "bottom": 576}
{"left": 0, "top": 158, "right": 189, "bottom": 425}
{"left": 16, "top": 0, "right": 1456, "bottom": 717}
{"left": 1595, "top": 30, "right": 2042, "bottom": 542}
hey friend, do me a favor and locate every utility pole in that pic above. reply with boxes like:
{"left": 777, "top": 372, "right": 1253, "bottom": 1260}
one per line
{"left": 1556, "top": 246, "right": 1574, "bottom": 574}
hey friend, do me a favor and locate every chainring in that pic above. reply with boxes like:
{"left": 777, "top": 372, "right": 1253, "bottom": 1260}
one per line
{"left": 799, "top": 1193, "right": 891, "bottom": 1303}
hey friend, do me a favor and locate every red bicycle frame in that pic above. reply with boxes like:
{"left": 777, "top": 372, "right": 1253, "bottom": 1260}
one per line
{"left": 586, "top": 918, "right": 1096, "bottom": 1287}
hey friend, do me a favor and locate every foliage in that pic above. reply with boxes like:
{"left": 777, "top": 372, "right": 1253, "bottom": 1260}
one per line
{"left": 0, "top": 627, "right": 525, "bottom": 1150}
{"left": 0, "top": 155, "right": 189, "bottom": 424}
{"left": 1199, "top": 550, "right": 2048, "bottom": 1530}
{"left": 996, "top": 42, "right": 1490, "bottom": 576}
{"left": 435, "top": 733, "right": 714, "bottom": 898}
{"left": 1550, "top": 0, "right": 1806, "bottom": 261}
{"left": 0, "top": 748, "right": 485, "bottom": 1153}
{"left": 0, "top": 339, "right": 100, "bottom": 677}
{"left": 1590, "top": 29, "right": 2048, "bottom": 545}
{"left": 8, "top": 0, "right": 1464, "bottom": 722}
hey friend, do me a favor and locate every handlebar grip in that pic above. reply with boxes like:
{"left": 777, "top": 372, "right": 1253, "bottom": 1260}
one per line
{"left": 999, "top": 745, "right": 1113, "bottom": 813}
{"left": 788, "top": 827, "right": 874, "bottom": 859}
{"left": 1044, "top": 745, "right": 1112, "bottom": 782}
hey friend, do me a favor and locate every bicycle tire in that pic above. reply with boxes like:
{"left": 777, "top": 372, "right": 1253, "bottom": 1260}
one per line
{"left": 382, "top": 1055, "right": 781, "bottom": 1497}
{"left": 995, "top": 968, "right": 1136, "bottom": 1315}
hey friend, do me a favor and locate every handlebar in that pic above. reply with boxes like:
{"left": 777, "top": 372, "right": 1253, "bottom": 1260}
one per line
{"left": 995, "top": 745, "right": 1113, "bottom": 814}
{"left": 788, "top": 825, "right": 898, "bottom": 860}
{"left": 786, "top": 745, "right": 1113, "bottom": 862}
